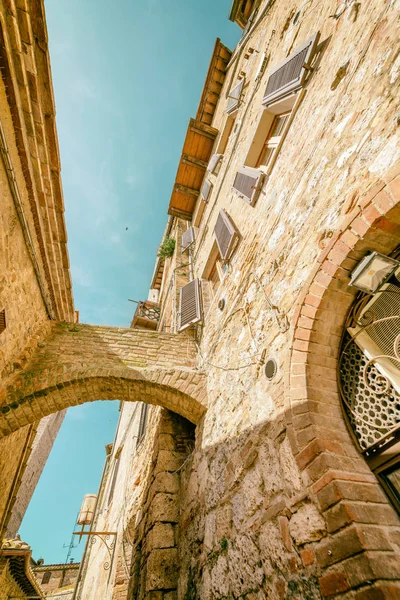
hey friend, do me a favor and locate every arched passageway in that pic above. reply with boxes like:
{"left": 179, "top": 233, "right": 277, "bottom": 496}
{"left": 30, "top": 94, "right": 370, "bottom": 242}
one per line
{"left": 0, "top": 322, "right": 207, "bottom": 436}
{"left": 288, "top": 161, "right": 400, "bottom": 593}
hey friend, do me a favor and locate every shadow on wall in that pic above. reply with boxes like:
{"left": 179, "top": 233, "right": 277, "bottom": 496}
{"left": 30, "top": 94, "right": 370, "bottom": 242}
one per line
{"left": 110, "top": 401, "right": 400, "bottom": 599}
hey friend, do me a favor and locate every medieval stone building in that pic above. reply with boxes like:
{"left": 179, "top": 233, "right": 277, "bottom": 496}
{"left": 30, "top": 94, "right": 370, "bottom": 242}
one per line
{"left": 0, "top": 0, "right": 73, "bottom": 543}
{"left": 1, "top": 0, "right": 400, "bottom": 599}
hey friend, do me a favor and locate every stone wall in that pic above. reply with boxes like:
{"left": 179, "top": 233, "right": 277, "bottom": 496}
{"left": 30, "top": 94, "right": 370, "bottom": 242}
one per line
{"left": 0, "top": 0, "right": 74, "bottom": 541}
{"left": 6, "top": 410, "right": 66, "bottom": 537}
{"left": 76, "top": 402, "right": 195, "bottom": 600}
{"left": 142, "top": 0, "right": 400, "bottom": 597}
{"left": 33, "top": 562, "right": 80, "bottom": 596}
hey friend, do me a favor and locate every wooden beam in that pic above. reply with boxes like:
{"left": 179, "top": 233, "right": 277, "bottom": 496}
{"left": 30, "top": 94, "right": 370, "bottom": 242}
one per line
{"left": 174, "top": 183, "right": 200, "bottom": 197}
{"left": 189, "top": 118, "right": 218, "bottom": 139}
{"left": 181, "top": 154, "right": 208, "bottom": 170}
{"left": 168, "top": 206, "right": 193, "bottom": 221}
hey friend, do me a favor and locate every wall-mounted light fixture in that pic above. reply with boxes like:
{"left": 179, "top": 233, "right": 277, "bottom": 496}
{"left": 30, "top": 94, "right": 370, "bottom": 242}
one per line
{"left": 349, "top": 251, "right": 400, "bottom": 294}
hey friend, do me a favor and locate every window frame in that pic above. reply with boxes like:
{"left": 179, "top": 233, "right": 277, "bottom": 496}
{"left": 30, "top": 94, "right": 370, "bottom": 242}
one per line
{"left": 256, "top": 111, "right": 291, "bottom": 168}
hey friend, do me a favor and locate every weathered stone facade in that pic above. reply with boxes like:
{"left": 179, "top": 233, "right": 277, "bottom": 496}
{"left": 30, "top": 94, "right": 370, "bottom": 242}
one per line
{"left": 0, "top": 0, "right": 73, "bottom": 539}
{"left": 6, "top": 410, "right": 66, "bottom": 537}
{"left": 3, "top": 0, "right": 400, "bottom": 599}
{"left": 33, "top": 560, "right": 80, "bottom": 598}
{"left": 78, "top": 1, "right": 400, "bottom": 598}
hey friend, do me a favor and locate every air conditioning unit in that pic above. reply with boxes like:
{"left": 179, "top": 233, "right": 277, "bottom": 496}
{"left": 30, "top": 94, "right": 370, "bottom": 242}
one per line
{"left": 348, "top": 282, "right": 400, "bottom": 394}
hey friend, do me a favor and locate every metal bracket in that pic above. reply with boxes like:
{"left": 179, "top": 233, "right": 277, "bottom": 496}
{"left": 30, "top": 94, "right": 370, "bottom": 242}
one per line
{"left": 73, "top": 529, "right": 117, "bottom": 571}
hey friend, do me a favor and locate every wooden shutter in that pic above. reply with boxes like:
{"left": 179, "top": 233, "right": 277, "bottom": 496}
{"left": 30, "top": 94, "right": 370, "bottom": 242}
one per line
{"left": 201, "top": 179, "right": 213, "bottom": 202}
{"left": 262, "top": 33, "right": 320, "bottom": 107}
{"left": 0, "top": 309, "right": 5, "bottom": 334}
{"left": 227, "top": 79, "right": 244, "bottom": 114}
{"left": 207, "top": 153, "right": 222, "bottom": 174}
{"left": 232, "top": 166, "right": 265, "bottom": 206}
{"left": 178, "top": 279, "right": 202, "bottom": 332}
{"left": 214, "top": 210, "right": 239, "bottom": 261}
{"left": 181, "top": 226, "right": 198, "bottom": 252}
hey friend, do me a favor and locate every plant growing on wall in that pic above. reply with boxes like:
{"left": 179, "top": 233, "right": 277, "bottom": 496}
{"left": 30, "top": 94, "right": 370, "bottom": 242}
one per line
{"left": 157, "top": 236, "right": 176, "bottom": 260}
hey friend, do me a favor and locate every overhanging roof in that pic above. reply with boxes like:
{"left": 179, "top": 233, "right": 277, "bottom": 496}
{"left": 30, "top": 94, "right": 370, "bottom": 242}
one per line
{"left": 2, "top": 538, "right": 44, "bottom": 597}
{"left": 167, "top": 39, "right": 232, "bottom": 221}
{"left": 167, "top": 119, "right": 218, "bottom": 220}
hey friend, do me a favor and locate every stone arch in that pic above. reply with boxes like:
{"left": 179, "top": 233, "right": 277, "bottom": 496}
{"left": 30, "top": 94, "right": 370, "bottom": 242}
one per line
{"left": 0, "top": 323, "right": 207, "bottom": 437}
{"left": 288, "top": 161, "right": 400, "bottom": 595}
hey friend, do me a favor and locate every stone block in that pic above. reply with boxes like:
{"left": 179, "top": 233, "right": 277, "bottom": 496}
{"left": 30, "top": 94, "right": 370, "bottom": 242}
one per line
{"left": 146, "top": 523, "right": 175, "bottom": 551}
{"left": 289, "top": 503, "right": 326, "bottom": 545}
{"left": 146, "top": 549, "right": 178, "bottom": 591}
{"left": 149, "top": 493, "right": 179, "bottom": 525}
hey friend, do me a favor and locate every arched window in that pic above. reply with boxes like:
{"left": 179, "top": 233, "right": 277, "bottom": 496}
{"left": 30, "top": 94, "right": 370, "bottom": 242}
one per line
{"left": 339, "top": 252, "right": 400, "bottom": 513}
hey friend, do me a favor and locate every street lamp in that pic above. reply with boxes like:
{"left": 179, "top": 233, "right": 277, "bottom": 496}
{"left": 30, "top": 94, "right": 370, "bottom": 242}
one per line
{"left": 349, "top": 251, "right": 400, "bottom": 294}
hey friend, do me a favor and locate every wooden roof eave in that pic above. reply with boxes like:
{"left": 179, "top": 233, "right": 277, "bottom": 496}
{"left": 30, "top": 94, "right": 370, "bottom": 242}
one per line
{"left": 168, "top": 119, "right": 218, "bottom": 220}
{"left": 196, "top": 38, "right": 232, "bottom": 125}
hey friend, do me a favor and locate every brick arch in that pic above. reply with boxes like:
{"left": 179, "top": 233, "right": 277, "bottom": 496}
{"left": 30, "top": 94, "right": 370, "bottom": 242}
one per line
{"left": 0, "top": 323, "right": 207, "bottom": 437}
{"left": 288, "top": 162, "right": 400, "bottom": 596}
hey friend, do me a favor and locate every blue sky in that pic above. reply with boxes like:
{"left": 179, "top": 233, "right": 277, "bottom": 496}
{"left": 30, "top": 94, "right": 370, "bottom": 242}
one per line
{"left": 19, "top": 0, "right": 240, "bottom": 564}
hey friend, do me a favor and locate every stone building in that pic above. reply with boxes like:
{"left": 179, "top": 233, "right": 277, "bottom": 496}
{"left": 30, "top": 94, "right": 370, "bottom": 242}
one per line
{"left": 0, "top": 0, "right": 74, "bottom": 540}
{"left": 75, "top": 0, "right": 400, "bottom": 598}
{"left": 1, "top": 0, "right": 400, "bottom": 599}
{"left": 33, "top": 559, "right": 80, "bottom": 599}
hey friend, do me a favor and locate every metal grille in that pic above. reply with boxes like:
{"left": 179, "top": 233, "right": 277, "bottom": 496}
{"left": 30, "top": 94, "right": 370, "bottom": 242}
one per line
{"left": 136, "top": 302, "right": 160, "bottom": 322}
{"left": 340, "top": 335, "right": 400, "bottom": 451}
{"left": 214, "top": 210, "right": 238, "bottom": 261}
{"left": 227, "top": 79, "right": 244, "bottom": 114}
{"left": 358, "top": 284, "right": 400, "bottom": 363}
{"left": 0, "top": 309, "right": 5, "bottom": 334}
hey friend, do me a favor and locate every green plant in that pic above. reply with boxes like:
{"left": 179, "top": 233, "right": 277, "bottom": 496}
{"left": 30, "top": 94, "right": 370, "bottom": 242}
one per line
{"left": 157, "top": 236, "right": 176, "bottom": 260}
{"left": 220, "top": 538, "right": 228, "bottom": 551}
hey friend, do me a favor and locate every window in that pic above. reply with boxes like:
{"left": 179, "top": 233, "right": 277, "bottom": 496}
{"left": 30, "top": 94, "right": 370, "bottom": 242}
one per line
{"left": 229, "top": 0, "right": 259, "bottom": 29}
{"left": 0, "top": 309, "right": 5, "bottom": 334}
{"left": 42, "top": 571, "right": 51, "bottom": 584}
{"left": 202, "top": 242, "right": 225, "bottom": 298}
{"left": 235, "top": 32, "right": 320, "bottom": 192}
{"left": 339, "top": 274, "right": 400, "bottom": 515}
{"left": 226, "top": 79, "right": 244, "bottom": 115}
{"left": 200, "top": 179, "right": 213, "bottom": 202}
{"left": 107, "top": 453, "right": 121, "bottom": 506}
{"left": 216, "top": 115, "right": 236, "bottom": 155}
{"left": 136, "top": 403, "right": 149, "bottom": 448}
{"left": 376, "top": 456, "right": 400, "bottom": 511}
{"left": 256, "top": 112, "right": 290, "bottom": 168}
{"left": 207, "top": 153, "right": 223, "bottom": 175}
